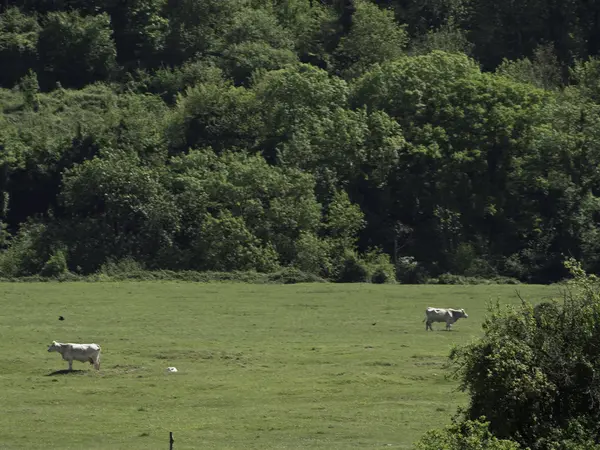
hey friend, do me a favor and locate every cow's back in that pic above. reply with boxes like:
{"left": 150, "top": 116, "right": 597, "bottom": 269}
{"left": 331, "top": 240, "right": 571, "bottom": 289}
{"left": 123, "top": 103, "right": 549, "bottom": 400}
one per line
{"left": 426, "top": 307, "right": 449, "bottom": 321}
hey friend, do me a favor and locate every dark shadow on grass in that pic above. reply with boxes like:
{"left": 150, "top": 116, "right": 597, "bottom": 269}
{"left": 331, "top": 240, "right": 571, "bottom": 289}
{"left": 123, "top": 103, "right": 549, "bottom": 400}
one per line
{"left": 46, "top": 369, "right": 86, "bottom": 376}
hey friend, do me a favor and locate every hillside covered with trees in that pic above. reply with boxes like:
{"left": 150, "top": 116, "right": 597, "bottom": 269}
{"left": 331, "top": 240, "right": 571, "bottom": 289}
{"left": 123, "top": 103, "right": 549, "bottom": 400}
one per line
{"left": 1, "top": 0, "right": 600, "bottom": 283}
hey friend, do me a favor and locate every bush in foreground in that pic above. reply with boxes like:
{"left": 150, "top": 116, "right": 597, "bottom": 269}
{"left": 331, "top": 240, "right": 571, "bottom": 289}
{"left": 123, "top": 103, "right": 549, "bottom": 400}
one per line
{"left": 437, "top": 258, "right": 600, "bottom": 449}
{"left": 414, "top": 417, "right": 521, "bottom": 450}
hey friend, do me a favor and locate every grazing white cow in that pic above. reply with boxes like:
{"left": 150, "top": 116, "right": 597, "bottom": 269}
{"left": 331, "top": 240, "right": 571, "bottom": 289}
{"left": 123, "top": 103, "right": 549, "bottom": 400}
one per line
{"left": 423, "top": 307, "right": 468, "bottom": 331}
{"left": 47, "top": 341, "right": 101, "bottom": 371}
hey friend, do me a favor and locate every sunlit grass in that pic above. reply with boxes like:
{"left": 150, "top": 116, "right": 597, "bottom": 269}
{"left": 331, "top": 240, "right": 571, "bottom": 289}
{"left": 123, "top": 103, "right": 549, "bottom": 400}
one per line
{"left": 0, "top": 282, "right": 560, "bottom": 449}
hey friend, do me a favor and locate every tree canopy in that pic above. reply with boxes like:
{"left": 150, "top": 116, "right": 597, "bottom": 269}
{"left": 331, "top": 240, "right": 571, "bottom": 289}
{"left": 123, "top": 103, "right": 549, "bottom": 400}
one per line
{"left": 0, "top": 0, "right": 600, "bottom": 284}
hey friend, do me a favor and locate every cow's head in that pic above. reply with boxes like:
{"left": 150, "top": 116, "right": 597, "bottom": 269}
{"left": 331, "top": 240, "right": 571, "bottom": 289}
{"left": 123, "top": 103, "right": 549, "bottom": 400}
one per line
{"left": 47, "top": 341, "right": 61, "bottom": 352}
{"left": 459, "top": 309, "right": 468, "bottom": 319}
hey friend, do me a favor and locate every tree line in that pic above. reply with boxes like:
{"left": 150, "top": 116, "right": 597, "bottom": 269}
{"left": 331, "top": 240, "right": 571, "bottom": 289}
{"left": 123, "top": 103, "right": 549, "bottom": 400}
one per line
{"left": 1, "top": 0, "right": 600, "bottom": 282}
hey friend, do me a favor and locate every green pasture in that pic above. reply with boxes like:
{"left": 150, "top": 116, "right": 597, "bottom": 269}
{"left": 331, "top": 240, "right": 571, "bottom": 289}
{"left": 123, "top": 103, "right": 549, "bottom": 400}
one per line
{"left": 0, "top": 282, "right": 560, "bottom": 449}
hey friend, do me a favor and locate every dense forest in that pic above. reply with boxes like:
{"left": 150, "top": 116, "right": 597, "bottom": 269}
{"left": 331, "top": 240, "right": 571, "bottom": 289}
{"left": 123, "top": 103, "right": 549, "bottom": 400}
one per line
{"left": 1, "top": 0, "right": 600, "bottom": 283}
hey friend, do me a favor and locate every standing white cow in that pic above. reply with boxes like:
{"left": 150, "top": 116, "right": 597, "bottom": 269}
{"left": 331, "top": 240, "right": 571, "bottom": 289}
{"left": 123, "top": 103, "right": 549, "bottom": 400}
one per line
{"left": 47, "top": 341, "right": 101, "bottom": 371}
{"left": 423, "top": 307, "right": 468, "bottom": 331}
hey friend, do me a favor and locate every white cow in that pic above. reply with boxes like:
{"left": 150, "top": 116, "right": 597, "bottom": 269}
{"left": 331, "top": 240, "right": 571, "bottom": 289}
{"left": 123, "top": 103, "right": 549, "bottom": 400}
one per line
{"left": 47, "top": 341, "right": 101, "bottom": 371}
{"left": 423, "top": 307, "right": 468, "bottom": 331}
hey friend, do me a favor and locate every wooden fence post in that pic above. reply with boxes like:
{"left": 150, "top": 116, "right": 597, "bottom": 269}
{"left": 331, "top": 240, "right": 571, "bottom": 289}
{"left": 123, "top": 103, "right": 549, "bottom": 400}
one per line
{"left": 169, "top": 431, "right": 174, "bottom": 450}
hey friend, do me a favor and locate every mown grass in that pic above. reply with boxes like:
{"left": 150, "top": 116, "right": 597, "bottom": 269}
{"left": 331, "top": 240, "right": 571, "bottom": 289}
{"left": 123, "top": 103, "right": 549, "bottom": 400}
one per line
{"left": 0, "top": 282, "right": 560, "bottom": 449}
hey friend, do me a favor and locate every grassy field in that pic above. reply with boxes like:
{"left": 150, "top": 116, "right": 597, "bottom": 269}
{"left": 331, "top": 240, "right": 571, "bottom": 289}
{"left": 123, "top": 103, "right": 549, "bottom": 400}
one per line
{"left": 0, "top": 282, "right": 562, "bottom": 449}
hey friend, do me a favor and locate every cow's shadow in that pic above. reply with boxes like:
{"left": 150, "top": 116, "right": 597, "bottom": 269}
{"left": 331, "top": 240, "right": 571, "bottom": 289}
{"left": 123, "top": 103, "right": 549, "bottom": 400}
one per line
{"left": 46, "top": 369, "right": 86, "bottom": 376}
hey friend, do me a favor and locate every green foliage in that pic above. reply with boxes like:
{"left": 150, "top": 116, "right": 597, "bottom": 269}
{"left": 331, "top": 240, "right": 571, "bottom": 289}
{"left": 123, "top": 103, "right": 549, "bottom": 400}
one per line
{"left": 447, "top": 258, "right": 600, "bottom": 448}
{"left": 0, "top": 220, "right": 49, "bottom": 277}
{"left": 40, "top": 248, "right": 68, "bottom": 277}
{"left": 0, "top": 7, "right": 40, "bottom": 88}
{"left": 164, "top": 0, "right": 241, "bottom": 65}
{"left": 221, "top": 41, "right": 298, "bottom": 85}
{"left": 195, "top": 210, "right": 280, "bottom": 273}
{"left": 168, "top": 81, "right": 260, "bottom": 153}
{"left": 336, "top": 251, "right": 370, "bottom": 283}
{"left": 293, "top": 231, "right": 332, "bottom": 277}
{"left": 414, "top": 417, "right": 522, "bottom": 450}
{"left": 362, "top": 248, "right": 396, "bottom": 284}
{"left": 127, "top": 60, "right": 226, "bottom": 104}
{"left": 325, "top": 190, "right": 365, "bottom": 243}
{"left": 410, "top": 21, "right": 474, "bottom": 56}
{"left": 37, "top": 10, "right": 117, "bottom": 89}
{"left": 99, "top": 256, "right": 145, "bottom": 278}
{"left": 496, "top": 44, "right": 563, "bottom": 90}
{"left": 18, "top": 69, "right": 40, "bottom": 110}
{"left": 1, "top": 0, "right": 600, "bottom": 284}
{"left": 59, "top": 151, "right": 178, "bottom": 272}
{"left": 334, "top": 0, "right": 408, "bottom": 78}
{"left": 265, "top": 266, "right": 326, "bottom": 284}
{"left": 570, "top": 56, "right": 600, "bottom": 102}
{"left": 110, "top": 0, "right": 169, "bottom": 68}
{"left": 396, "top": 256, "right": 429, "bottom": 284}
{"left": 167, "top": 148, "right": 326, "bottom": 271}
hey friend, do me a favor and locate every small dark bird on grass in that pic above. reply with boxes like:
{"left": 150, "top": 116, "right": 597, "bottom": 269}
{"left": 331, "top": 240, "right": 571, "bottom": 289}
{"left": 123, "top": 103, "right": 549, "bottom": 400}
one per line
{"left": 59, "top": 316, "right": 64, "bottom": 321}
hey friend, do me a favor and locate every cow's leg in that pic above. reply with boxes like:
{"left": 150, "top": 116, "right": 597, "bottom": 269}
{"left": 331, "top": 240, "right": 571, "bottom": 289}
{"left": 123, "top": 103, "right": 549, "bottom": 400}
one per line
{"left": 426, "top": 320, "right": 433, "bottom": 331}
{"left": 68, "top": 359, "right": 73, "bottom": 371}
{"left": 94, "top": 355, "right": 100, "bottom": 370}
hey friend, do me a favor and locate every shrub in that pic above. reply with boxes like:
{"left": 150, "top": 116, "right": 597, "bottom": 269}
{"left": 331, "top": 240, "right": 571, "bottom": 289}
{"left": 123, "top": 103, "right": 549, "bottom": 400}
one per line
{"left": 336, "top": 251, "right": 370, "bottom": 283}
{"left": 396, "top": 256, "right": 429, "bottom": 284}
{"left": 370, "top": 267, "right": 391, "bottom": 284}
{"left": 266, "top": 267, "right": 326, "bottom": 284}
{"left": 414, "top": 417, "right": 521, "bottom": 450}
{"left": 0, "top": 221, "right": 49, "bottom": 277}
{"left": 436, "top": 273, "right": 471, "bottom": 285}
{"left": 40, "top": 248, "right": 68, "bottom": 278}
{"left": 99, "top": 257, "right": 145, "bottom": 279}
{"left": 293, "top": 231, "right": 332, "bottom": 278}
{"left": 445, "top": 258, "right": 600, "bottom": 449}
{"left": 363, "top": 249, "right": 396, "bottom": 283}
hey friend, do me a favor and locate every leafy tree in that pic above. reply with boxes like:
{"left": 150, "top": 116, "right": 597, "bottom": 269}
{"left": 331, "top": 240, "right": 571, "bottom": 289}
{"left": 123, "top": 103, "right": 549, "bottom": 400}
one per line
{"left": 410, "top": 20, "right": 473, "bottom": 56}
{"left": 0, "top": 220, "right": 51, "bottom": 277}
{"left": 108, "top": 0, "right": 169, "bottom": 69}
{"left": 59, "top": 151, "right": 179, "bottom": 272}
{"left": 0, "top": 7, "right": 40, "bottom": 88}
{"left": 127, "top": 59, "right": 226, "bottom": 104}
{"left": 194, "top": 210, "right": 280, "bottom": 273}
{"left": 37, "top": 10, "right": 117, "bottom": 89}
{"left": 334, "top": 0, "right": 408, "bottom": 78}
{"left": 167, "top": 148, "right": 325, "bottom": 270}
{"left": 18, "top": 69, "right": 40, "bottom": 110}
{"left": 164, "top": 0, "right": 240, "bottom": 65}
{"left": 294, "top": 230, "right": 332, "bottom": 276}
{"left": 350, "top": 51, "right": 552, "bottom": 273}
{"left": 272, "top": 0, "right": 338, "bottom": 70}
{"left": 40, "top": 247, "right": 68, "bottom": 277}
{"left": 221, "top": 42, "right": 298, "bottom": 86}
{"left": 496, "top": 44, "right": 563, "bottom": 90}
{"left": 570, "top": 56, "right": 600, "bottom": 103}
{"left": 253, "top": 63, "right": 403, "bottom": 195}
{"left": 168, "top": 81, "right": 261, "bottom": 154}
{"left": 447, "top": 258, "right": 600, "bottom": 448}
{"left": 213, "top": 6, "right": 299, "bottom": 85}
